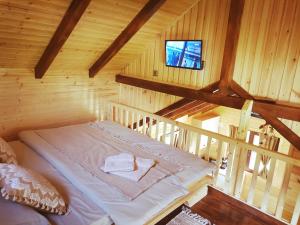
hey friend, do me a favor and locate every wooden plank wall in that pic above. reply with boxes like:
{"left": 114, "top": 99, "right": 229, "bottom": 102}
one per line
{"left": 0, "top": 69, "right": 118, "bottom": 140}
{"left": 119, "top": 0, "right": 231, "bottom": 112}
{"left": 233, "top": 0, "right": 300, "bottom": 105}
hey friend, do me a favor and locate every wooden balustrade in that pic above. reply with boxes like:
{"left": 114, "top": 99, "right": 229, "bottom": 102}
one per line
{"left": 98, "top": 101, "right": 300, "bottom": 225}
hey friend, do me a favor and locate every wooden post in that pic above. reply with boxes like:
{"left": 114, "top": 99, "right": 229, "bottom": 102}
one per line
{"left": 275, "top": 145, "right": 294, "bottom": 219}
{"left": 232, "top": 100, "right": 253, "bottom": 197}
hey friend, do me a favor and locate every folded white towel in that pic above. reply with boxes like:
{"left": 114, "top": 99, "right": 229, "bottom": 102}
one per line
{"left": 107, "top": 157, "right": 155, "bottom": 182}
{"left": 102, "top": 153, "right": 134, "bottom": 172}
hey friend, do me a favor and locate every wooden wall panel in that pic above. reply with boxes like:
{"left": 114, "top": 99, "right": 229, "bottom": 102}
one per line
{"left": 233, "top": 0, "right": 300, "bottom": 105}
{"left": 0, "top": 69, "right": 118, "bottom": 140}
{"left": 119, "top": 0, "right": 231, "bottom": 112}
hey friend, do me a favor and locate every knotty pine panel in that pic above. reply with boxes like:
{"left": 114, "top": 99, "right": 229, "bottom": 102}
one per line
{"left": 0, "top": 69, "right": 118, "bottom": 140}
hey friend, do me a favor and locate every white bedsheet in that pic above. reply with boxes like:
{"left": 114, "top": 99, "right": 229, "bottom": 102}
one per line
{"left": 9, "top": 141, "right": 113, "bottom": 225}
{"left": 19, "top": 121, "right": 215, "bottom": 225}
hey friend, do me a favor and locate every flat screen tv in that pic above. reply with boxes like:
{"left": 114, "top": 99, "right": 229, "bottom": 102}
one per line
{"left": 165, "top": 40, "right": 203, "bottom": 70}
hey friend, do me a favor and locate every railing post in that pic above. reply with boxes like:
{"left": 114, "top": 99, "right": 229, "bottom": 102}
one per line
{"left": 224, "top": 143, "right": 236, "bottom": 194}
{"left": 247, "top": 152, "right": 261, "bottom": 204}
{"left": 213, "top": 141, "right": 224, "bottom": 186}
{"left": 232, "top": 100, "right": 253, "bottom": 198}
{"left": 291, "top": 192, "right": 300, "bottom": 225}
{"left": 275, "top": 145, "right": 294, "bottom": 220}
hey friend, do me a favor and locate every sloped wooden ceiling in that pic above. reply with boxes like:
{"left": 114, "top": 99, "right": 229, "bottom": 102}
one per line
{"left": 0, "top": 0, "right": 198, "bottom": 73}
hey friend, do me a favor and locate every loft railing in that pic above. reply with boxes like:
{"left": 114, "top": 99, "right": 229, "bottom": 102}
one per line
{"left": 98, "top": 101, "right": 300, "bottom": 225}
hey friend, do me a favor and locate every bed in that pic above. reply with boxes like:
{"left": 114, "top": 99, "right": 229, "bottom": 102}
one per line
{"left": 15, "top": 120, "right": 214, "bottom": 225}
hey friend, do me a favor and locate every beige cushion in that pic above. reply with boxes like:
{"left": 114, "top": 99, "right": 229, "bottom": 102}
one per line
{"left": 0, "top": 138, "right": 17, "bottom": 164}
{"left": 0, "top": 164, "right": 67, "bottom": 215}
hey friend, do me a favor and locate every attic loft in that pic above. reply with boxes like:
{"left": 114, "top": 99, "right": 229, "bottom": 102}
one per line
{"left": 0, "top": 0, "right": 300, "bottom": 225}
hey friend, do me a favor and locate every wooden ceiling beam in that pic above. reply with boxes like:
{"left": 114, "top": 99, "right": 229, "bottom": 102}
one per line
{"left": 255, "top": 107, "right": 300, "bottom": 151}
{"left": 219, "top": 0, "right": 245, "bottom": 89}
{"left": 35, "top": 0, "right": 91, "bottom": 79}
{"left": 231, "top": 81, "right": 300, "bottom": 151}
{"left": 231, "top": 81, "right": 300, "bottom": 121}
{"left": 165, "top": 100, "right": 206, "bottom": 119}
{"left": 116, "top": 74, "right": 246, "bottom": 108}
{"left": 89, "top": 0, "right": 166, "bottom": 78}
{"left": 156, "top": 81, "right": 220, "bottom": 117}
{"left": 155, "top": 98, "right": 195, "bottom": 117}
{"left": 170, "top": 102, "right": 217, "bottom": 120}
{"left": 116, "top": 74, "right": 300, "bottom": 122}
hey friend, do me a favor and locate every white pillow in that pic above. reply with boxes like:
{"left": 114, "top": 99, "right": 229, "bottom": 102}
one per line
{"left": 0, "top": 138, "right": 17, "bottom": 164}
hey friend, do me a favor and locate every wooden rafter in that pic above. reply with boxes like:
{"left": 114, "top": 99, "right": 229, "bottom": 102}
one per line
{"left": 231, "top": 81, "right": 300, "bottom": 122}
{"left": 219, "top": 0, "right": 245, "bottom": 89}
{"left": 89, "top": 0, "right": 166, "bottom": 78}
{"left": 155, "top": 81, "right": 220, "bottom": 117}
{"left": 131, "top": 83, "right": 219, "bottom": 129}
{"left": 256, "top": 107, "right": 300, "bottom": 151}
{"left": 231, "top": 81, "right": 300, "bottom": 151}
{"left": 35, "top": 0, "right": 91, "bottom": 79}
{"left": 116, "top": 74, "right": 300, "bottom": 122}
{"left": 155, "top": 98, "right": 195, "bottom": 117}
{"left": 116, "top": 74, "right": 245, "bottom": 108}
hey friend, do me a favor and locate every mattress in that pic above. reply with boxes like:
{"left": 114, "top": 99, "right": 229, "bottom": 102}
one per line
{"left": 9, "top": 141, "right": 113, "bottom": 225}
{"left": 19, "top": 121, "right": 215, "bottom": 225}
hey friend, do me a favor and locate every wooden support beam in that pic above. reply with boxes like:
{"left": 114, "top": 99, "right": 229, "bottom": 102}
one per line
{"left": 184, "top": 103, "right": 217, "bottom": 118}
{"left": 156, "top": 82, "right": 220, "bottom": 117}
{"left": 116, "top": 74, "right": 300, "bottom": 122}
{"left": 256, "top": 107, "right": 300, "bottom": 151}
{"left": 155, "top": 98, "right": 195, "bottom": 117}
{"left": 231, "top": 81, "right": 300, "bottom": 151}
{"left": 35, "top": 0, "right": 91, "bottom": 79}
{"left": 89, "top": 0, "right": 166, "bottom": 77}
{"left": 231, "top": 81, "right": 300, "bottom": 121}
{"left": 116, "top": 74, "right": 245, "bottom": 109}
{"left": 166, "top": 101, "right": 206, "bottom": 119}
{"left": 219, "top": 0, "right": 245, "bottom": 88}
{"left": 233, "top": 100, "right": 253, "bottom": 197}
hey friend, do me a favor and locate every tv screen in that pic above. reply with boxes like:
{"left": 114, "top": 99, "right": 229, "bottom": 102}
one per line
{"left": 165, "top": 40, "right": 203, "bottom": 70}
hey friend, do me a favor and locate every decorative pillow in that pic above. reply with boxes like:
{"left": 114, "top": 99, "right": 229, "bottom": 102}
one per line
{"left": 0, "top": 164, "right": 67, "bottom": 215}
{"left": 0, "top": 137, "right": 17, "bottom": 164}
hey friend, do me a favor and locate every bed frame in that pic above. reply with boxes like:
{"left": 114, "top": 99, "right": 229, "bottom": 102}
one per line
{"left": 145, "top": 175, "right": 212, "bottom": 225}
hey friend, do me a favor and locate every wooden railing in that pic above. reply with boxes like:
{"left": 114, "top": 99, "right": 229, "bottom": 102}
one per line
{"left": 98, "top": 101, "right": 300, "bottom": 225}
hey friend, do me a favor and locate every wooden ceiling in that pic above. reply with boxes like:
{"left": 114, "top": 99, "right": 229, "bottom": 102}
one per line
{"left": 0, "top": 0, "right": 198, "bottom": 73}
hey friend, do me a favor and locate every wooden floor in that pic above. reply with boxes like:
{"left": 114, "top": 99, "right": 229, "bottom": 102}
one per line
{"left": 190, "top": 186, "right": 286, "bottom": 225}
